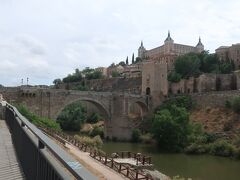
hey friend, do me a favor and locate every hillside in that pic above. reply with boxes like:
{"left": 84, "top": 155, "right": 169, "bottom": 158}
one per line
{"left": 190, "top": 107, "right": 240, "bottom": 139}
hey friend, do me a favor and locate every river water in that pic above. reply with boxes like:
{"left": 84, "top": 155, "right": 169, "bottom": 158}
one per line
{"left": 102, "top": 142, "right": 240, "bottom": 180}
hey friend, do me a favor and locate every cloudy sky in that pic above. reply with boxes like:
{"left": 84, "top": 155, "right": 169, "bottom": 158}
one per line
{"left": 0, "top": 0, "right": 239, "bottom": 86}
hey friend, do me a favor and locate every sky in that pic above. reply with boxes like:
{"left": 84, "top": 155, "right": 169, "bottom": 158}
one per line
{"left": 0, "top": 0, "right": 239, "bottom": 86}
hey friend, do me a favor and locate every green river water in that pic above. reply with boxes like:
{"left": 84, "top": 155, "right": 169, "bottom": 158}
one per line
{"left": 102, "top": 142, "right": 240, "bottom": 180}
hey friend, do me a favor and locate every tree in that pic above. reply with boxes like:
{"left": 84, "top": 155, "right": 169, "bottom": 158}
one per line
{"left": 174, "top": 53, "right": 201, "bottom": 79}
{"left": 53, "top": 78, "right": 62, "bottom": 85}
{"left": 199, "top": 52, "right": 219, "bottom": 73}
{"left": 135, "top": 57, "right": 142, "bottom": 63}
{"left": 132, "top": 53, "right": 135, "bottom": 64}
{"left": 167, "top": 71, "right": 182, "bottom": 83}
{"left": 126, "top": 56, "right": 129, "bottom": 65}
{"left": 151, "top": 105, "right": 190, "bottom": 151}
{"left": 57, "top": 102, "right": 86, "bottom": 131}
{"left": 118, "top": 61, "right": 126, "bottom": 66}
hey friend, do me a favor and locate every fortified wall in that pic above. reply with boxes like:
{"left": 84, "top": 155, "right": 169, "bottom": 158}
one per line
{"left": 169, "top": 71, "right": 240, "bottom": 95}
{"left": 57, "top": 77, "right": 142, "bottom": 94}
{"left": 190, "top": 90, "right": 240, "bottom": 108}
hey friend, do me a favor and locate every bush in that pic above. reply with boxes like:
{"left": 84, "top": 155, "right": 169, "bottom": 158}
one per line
{"left": 209, "top": 140, "right": 237, "bottom": 157}
{"left": 57, "top": 102, "right": 86, "bottom": 131}
{"left": 87, "top": 112, "right": 101, "bottom": 124}
{"left": 230, "top": 96, "right": 240, "bottom": 113}
{"left": 156, "top": 96, "right": 195, "bottom": 112}
{"left": 185, "top": 143, "right": 209, "bottom": 154}
{"left": 90, "top": 126, "right": 104, "bottom": 138}
{"left": 131, "top": 129, "right": 141, "bottom": 142}
{"left": 74, "top": 135, "right": 103, "bottom": 148}
{"left": 168, "top": 71, "right": 182, "bottom": 83}
{"left": 140, "top": 133, "right": 153, "bottom": 144}
{"left": 16, "top": 104, "right": 61, "bottom": 130}
{"left": 225, "top": 100, "right": 231, "bottom": 108}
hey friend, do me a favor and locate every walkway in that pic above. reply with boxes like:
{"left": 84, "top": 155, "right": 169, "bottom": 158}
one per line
{"left": 65, "top": 143, "right": 126, "bottom": 180}
{"left": 0, "top": 120, "right": 25, "bottom": 180}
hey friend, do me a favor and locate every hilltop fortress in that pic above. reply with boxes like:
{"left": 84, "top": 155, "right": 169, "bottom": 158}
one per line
{"left": 57, "top": 31, "right": 240, "bottom": 107}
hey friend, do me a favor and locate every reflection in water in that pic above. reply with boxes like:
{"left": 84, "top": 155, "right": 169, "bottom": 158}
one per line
{"left": 102, "top": 142, "right": 240, "bottom": 180}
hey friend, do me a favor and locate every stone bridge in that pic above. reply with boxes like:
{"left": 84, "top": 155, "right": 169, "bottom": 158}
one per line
{"left": 0, "top": 87, "right": 151, "bottom": 140}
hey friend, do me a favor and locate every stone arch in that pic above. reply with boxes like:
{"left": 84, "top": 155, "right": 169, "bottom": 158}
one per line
{"left": 128, "top": 100, "right": 148, "bottom": 119}
{"left": 55, "top": 97, "right": 110, "bottom": 121}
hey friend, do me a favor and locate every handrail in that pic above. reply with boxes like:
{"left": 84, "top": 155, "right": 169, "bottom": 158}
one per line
{"left": 3, "top": 102, "right": 97, "bottom": 180}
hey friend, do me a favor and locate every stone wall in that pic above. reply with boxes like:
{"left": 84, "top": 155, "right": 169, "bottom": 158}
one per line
{"left": 56, "top": 77, "right": 142, "bottom": 94}
{"left": 191, "top": 90, "right": 240, "bottom": 108}
{"left": 169, "top": 73, "right": 236, "bottom": 95}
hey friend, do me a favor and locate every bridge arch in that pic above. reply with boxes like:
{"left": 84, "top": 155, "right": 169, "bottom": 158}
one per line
{"left": 55, "top": 97, "right": 111, "bottom": 121}
{"left": 128, "top": 100, "right": 148, "bottom": 118}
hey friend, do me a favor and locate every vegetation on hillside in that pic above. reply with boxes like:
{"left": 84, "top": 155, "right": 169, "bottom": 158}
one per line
{"left": 225, "top": 96, "right": 240, "bottom": 113}
{"left": 168, "top": 51, "right": 235, "bottom": 82}
{"left": 16, "top": 104, "right": 61, "bottom": 130}
{"left": 142, "top": 95, "right": 240, "bottom": 158}
{"left": 53, "top": 67, "right": 104, "bottom": 85}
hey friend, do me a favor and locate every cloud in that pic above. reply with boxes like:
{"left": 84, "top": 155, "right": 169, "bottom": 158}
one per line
{"left": 0, "top": 0, "right": 239, "bottom": 86}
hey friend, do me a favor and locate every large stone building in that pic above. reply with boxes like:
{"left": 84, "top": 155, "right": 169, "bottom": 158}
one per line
{"left": 215, "top": 44, "right": 240, "bottom": 69}
{"left": 138, "top": 31, "right": 204, "bottom": 71}
{"left": 140, "top": 32, "right": 204, "bottom": 104}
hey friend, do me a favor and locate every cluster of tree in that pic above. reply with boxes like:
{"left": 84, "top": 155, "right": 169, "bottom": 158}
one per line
{"left": 53, "top": 67, "right": 104, "bottom": 85}
{"left": 56, "top": 102, "right": 86, "bottom": 131}
{"left": 168, "top": 51, "right": 235, "bottom": 82}
{"left": 151, "top": 96, "right": 194, "bottom": 151}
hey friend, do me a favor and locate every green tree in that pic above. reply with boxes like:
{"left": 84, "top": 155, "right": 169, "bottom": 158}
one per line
{"left": 53, "top": 78, "right": 62, "bottom": 85}
{"left": 135, "top": 57, "right": 142, "bottom": 63}
{"left": 126, "top": 56, "right": 129, "bottom": 65}
{"left": 174, "top": 53, "right": 201, "bottom": 79}
{"left": 118, "top": 61, "right": 126, "bottom": 66}
{"left": 57, "top": 102, "right": 86, "bottom": 131}
{"left": 167, "top": 71, "right": 182, "bottom": 82}
{"left": 230, "top": 96, "right": 240, "bottom": 113}
{"left": 152, "top": 105, "right": 190, "bottom": 151}
{"left": 132, "top": 53, "right": 135, "bottom": 64}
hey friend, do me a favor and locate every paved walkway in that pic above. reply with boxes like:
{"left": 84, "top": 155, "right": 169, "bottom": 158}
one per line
{"left": 0, "top": 120, "right": 25, "bottom": 180}
{"left": 65, "top": 143, "right": 126, "bottom": 180}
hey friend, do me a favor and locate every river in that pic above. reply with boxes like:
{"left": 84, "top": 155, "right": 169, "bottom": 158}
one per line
{"left": 102, "top": 142, "right": 240, "bottom": 180}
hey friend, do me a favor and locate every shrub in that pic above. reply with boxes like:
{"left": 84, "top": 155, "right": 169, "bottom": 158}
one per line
{"left": 168, "top": 71, "right": 182, "bottom": 83}
{"left": 74, "top": 135, "right": 103, "bottom": 148}
{"left": 185, "top": 143, "right": 209, "bottom": 154}
{"left": 90, "top": 126, "right": 104, "bottom": 138}
{"left": 140, "top": 133, "right": 153, "bottom": 144}
{"left": 209, "top": 140, "right": 237, "bottom": 157}
{"left": 131, "top": 129, "right": 141, "bottom": 142}
{"left": 230, "top": 96, "right": 240, "bottom": 113}
{"left": 16, "top": 104, "right": 61, "bottom": 130}
{"left": 156, "top": 96, "right": 195, "bottom": 112}
{"left": 87, "top": 112, "right": 101, "bottom": 124}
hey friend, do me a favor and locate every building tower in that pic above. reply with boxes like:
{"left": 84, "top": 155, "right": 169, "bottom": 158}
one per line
{"left": 138, "top": 41, "right": 146, "bottom": 59}
{"left": 196, "top": 37, "right": 204, "bottom": 53}
{"left": 164, "top": 31, "right": 174, "bottom": 53}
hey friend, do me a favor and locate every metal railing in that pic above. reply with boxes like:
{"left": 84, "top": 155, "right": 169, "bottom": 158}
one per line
{"left": 41, "top": 127, "right": 153, "bottom": 180}
{"left": 3, "top": 102, "right": 97, "bottom": 180}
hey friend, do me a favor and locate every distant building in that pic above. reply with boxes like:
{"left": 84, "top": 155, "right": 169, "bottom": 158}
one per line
{"left": 138, "top": 31, "right": 204, "bottom": 71}
{"left": 122, "top": 63, "right": 142, "bottom": 78}
{"left": 107, "top": 64, "right": 124, "bottom": 77}
{"left": 215, "top": 44, "right": 240, "bottom": 69}
{"left": 95, "top": 67, "right": 108, "bottom": 77}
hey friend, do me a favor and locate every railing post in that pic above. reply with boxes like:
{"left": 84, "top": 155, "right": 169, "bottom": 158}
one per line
{"left": 135, "top": 170, "right": 138, "bottom": 180}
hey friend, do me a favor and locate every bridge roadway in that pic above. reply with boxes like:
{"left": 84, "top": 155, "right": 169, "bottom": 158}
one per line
{"left": 0, "top": 120, "right": 25, "bottom": 180}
